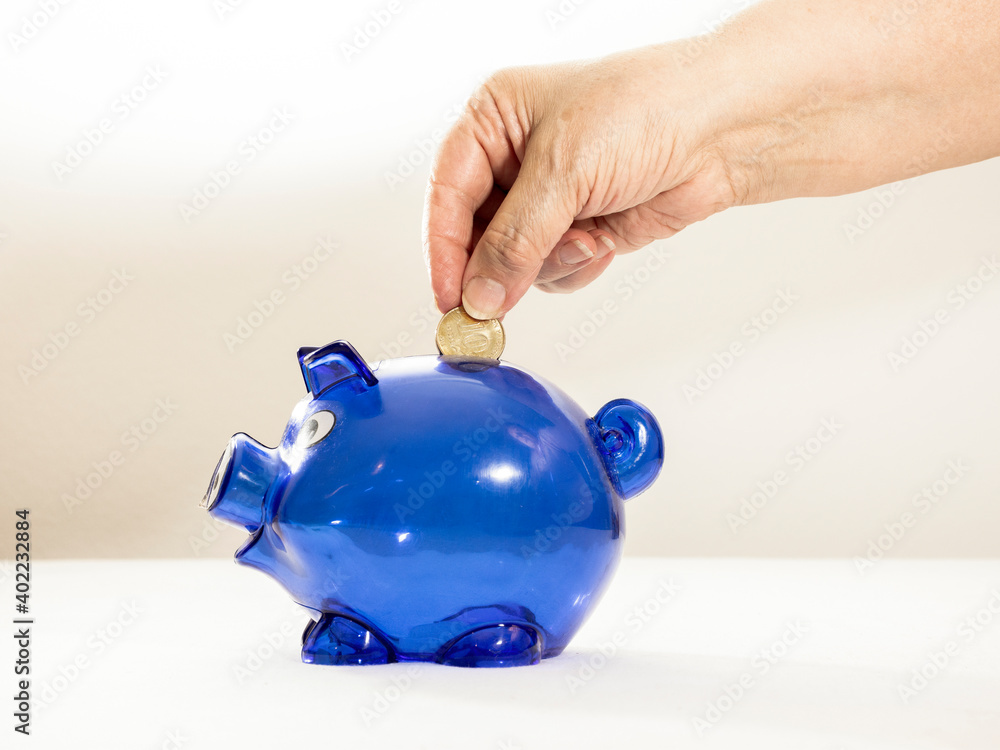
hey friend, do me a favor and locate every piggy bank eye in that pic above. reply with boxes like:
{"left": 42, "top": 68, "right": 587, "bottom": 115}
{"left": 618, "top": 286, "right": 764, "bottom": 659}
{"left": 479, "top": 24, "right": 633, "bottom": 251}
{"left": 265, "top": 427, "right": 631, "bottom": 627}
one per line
{"left": 299, "top": 410, "right": 336, "bottom": 447}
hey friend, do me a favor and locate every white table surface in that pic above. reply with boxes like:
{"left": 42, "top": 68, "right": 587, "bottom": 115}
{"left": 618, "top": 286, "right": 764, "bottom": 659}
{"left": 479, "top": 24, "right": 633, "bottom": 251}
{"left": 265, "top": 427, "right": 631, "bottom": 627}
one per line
{"left": 3, "top": 558, "right": 999, "bottom": 749}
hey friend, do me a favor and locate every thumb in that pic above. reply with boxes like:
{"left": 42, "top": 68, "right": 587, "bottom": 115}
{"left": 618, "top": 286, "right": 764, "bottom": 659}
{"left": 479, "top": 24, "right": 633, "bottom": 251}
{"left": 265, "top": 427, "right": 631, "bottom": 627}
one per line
{"left": 461, "top": 151, "right": 577, "bottom": 319}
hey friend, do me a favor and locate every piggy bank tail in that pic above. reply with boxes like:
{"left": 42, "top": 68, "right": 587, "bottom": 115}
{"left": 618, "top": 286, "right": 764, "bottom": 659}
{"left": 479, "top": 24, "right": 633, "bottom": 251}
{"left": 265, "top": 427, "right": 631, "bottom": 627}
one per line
{"left": 593, "top": 399, "right": 664, "bottom": 500}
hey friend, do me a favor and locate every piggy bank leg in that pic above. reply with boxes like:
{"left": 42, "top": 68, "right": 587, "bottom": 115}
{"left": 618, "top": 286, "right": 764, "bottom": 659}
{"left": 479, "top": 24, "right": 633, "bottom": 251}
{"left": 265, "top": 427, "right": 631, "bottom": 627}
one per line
{"left": 439, "top": 624, "right": 542, "bottom": 668}
{"left": 301, "top": 614, "right": 393, "bottom": 666}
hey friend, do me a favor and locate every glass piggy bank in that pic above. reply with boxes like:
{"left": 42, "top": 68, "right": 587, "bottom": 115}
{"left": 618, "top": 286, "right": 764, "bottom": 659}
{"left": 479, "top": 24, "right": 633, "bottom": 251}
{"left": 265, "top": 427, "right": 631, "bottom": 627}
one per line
{"left": 202, "top": 340, "right": 663, "bottom": 668}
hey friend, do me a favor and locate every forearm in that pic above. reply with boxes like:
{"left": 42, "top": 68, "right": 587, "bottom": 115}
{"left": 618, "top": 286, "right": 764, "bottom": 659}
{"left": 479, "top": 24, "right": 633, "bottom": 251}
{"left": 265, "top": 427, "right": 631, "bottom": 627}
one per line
{"left": 423, "top": 0, "right": 999, "bottom": 316}
{"left": 698, "top": 0, "right": 1000, "bottom": 203}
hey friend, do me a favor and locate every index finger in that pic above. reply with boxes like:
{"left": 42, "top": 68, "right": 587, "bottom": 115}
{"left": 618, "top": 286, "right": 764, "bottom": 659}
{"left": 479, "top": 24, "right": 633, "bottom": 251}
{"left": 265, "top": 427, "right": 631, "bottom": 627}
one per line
{"left": 422, "top": 95, "right": 522, "bottom": 313}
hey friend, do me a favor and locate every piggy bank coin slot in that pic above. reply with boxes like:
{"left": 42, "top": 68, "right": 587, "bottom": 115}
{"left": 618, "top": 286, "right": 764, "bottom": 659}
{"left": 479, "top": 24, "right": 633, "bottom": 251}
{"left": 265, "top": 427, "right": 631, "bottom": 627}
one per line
{"left": 449, "top": 360, "right": 497, "bottom": 373}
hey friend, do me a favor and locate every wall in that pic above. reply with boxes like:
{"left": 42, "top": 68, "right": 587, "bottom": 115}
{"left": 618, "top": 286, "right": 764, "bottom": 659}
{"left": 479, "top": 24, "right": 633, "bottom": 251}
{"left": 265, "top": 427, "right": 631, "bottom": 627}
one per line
{"left": 1, "top": 0, "right": 997, "bottom": 560}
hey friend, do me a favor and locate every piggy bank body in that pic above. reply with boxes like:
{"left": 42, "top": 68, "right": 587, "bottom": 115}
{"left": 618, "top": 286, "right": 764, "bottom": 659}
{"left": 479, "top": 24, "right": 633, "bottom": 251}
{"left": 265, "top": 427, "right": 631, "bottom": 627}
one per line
{"left": 204, "top": 341, "right": 662, "bottom": 667}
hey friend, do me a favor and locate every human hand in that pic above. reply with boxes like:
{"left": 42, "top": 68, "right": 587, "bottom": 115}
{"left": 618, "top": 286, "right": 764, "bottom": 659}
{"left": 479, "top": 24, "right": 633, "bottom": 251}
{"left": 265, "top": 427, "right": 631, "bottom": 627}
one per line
{"left": 422, "top": 45, "right": 739, "bottom": 319}
{"left": 423, "top": 0, "right": 999, "bottom": 321}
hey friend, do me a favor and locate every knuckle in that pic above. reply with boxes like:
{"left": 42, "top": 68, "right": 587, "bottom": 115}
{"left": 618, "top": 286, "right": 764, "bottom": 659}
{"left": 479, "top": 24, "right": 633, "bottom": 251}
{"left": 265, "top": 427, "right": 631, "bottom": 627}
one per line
{"left": 481, "top": 223, "right": 542, "bottom": 274}
{"left": 483, "top": 66, "right": 525, "bottom": 98}
{"left": 469, "top": 68, "right": 519, "bottom": 118}
{"left": 463, "top": 69, "right": 528, "bottom": 151}
{"left": 470, "top": 67, "right": 536, "bottom": 148}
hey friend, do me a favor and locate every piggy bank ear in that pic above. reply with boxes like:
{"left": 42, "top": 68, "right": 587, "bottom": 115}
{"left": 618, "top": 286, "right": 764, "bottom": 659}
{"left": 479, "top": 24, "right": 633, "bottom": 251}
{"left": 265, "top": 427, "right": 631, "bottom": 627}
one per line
{"left": 593, "top": 399, "right": 663, "bottom": 500}
{"left": 297, "top": 341, "right": 378, "bottom": 397}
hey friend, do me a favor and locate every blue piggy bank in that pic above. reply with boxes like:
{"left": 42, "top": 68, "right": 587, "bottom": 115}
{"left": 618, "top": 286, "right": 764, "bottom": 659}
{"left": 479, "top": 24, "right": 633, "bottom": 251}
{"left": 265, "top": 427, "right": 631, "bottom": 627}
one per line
{"left": 203, "top": 341, "right": 663, "bottom": 667}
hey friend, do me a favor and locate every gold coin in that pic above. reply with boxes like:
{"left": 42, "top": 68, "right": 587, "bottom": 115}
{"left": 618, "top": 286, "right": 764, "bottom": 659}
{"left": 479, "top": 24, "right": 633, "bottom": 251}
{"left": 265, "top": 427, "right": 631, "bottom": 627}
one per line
{"left": 435, "top": 306, "right": 505, "bottom": 359}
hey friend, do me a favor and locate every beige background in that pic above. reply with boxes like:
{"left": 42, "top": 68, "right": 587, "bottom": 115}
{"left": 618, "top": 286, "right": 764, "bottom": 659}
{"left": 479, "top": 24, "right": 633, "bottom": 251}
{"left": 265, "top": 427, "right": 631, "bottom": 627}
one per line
{"left": 1, "top": 0, "right": 997, "bottom": 561}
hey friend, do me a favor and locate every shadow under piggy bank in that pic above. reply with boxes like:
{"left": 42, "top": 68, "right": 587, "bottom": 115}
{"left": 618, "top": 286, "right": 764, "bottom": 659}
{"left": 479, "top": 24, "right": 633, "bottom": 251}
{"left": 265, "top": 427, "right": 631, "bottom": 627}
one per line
{"left": 202, "top": 340, "right": 663, "bottom": 667}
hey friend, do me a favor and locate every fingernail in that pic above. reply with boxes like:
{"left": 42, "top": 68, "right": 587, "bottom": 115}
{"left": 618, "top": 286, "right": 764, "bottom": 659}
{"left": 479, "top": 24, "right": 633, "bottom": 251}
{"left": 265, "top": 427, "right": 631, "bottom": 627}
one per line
{"left": 559, "top": 239, "right": 593, "bottom": 266}
{"left": 463, "top": 276, "right": 506, "bottom": 319}
{"left": 596, "top": 235, "right": 616, "bottom": 256}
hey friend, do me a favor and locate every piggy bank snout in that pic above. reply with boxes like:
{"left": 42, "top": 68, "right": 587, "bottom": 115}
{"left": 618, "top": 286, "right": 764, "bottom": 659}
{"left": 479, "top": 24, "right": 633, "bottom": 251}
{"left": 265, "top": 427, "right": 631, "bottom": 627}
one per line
{"left": 201, "top": 433, "right": 279, "bottom": 533}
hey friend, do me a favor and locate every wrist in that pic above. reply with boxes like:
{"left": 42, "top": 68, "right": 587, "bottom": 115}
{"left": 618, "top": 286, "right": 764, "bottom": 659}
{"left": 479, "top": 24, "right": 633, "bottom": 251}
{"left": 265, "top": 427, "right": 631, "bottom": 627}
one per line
{"left": 674, "top": 19, "right": 851, "bottom": 208}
